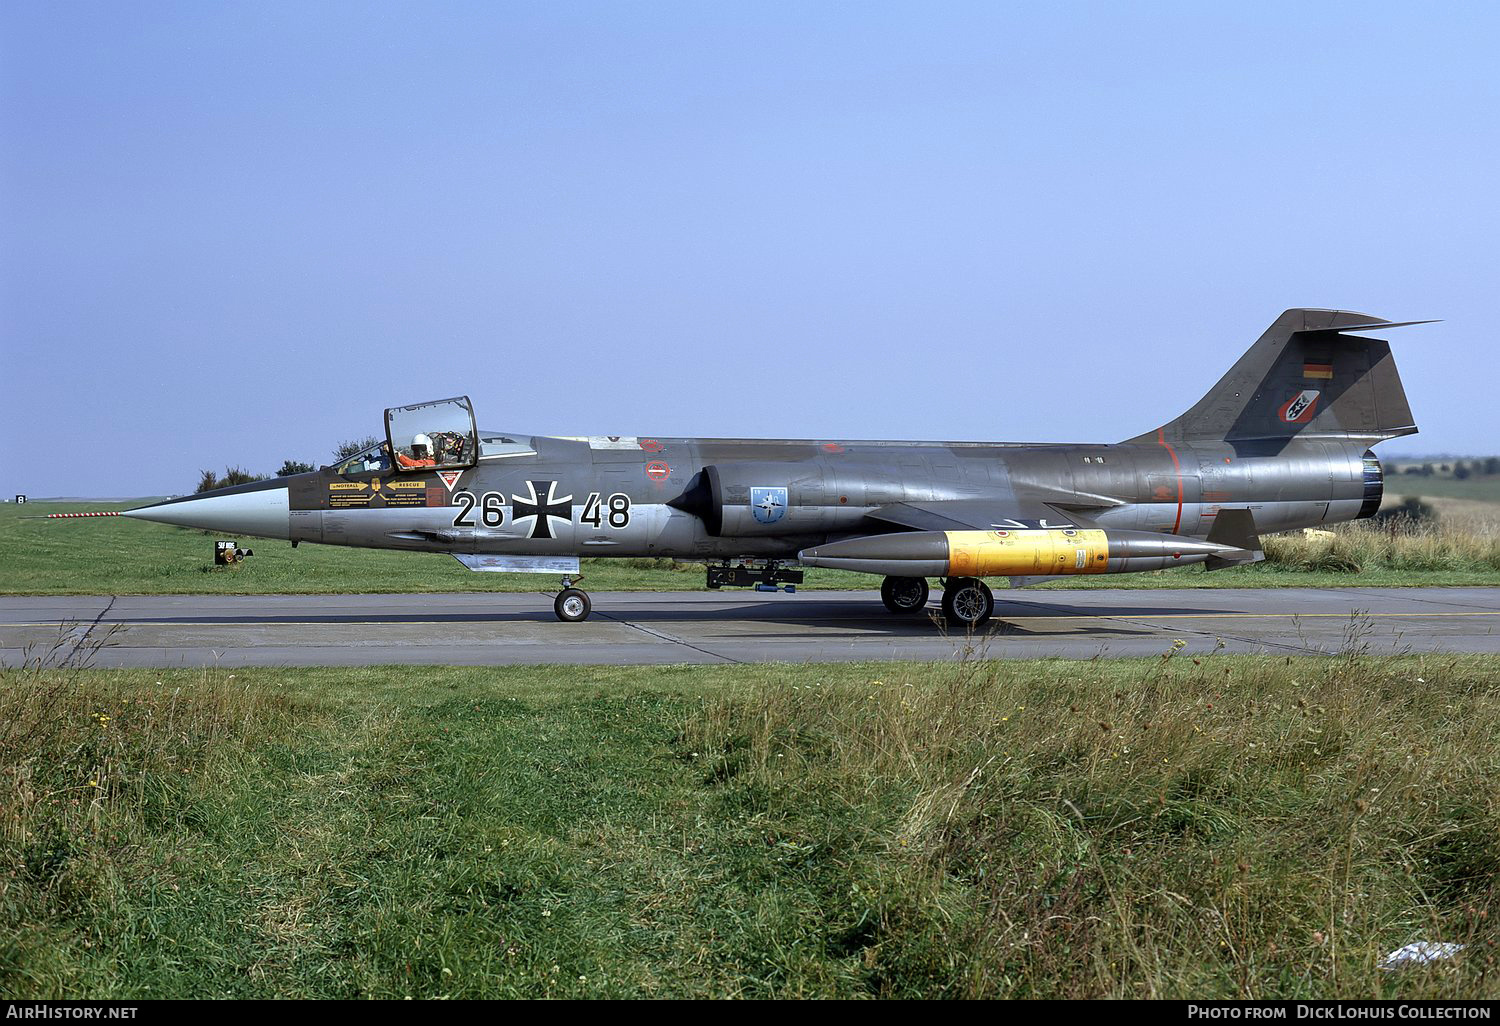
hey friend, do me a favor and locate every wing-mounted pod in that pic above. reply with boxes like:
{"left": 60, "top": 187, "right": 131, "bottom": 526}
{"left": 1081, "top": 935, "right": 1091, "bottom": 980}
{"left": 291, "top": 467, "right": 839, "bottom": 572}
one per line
{"left": 799, "top": 528, "right": 1258, "bottom": 577}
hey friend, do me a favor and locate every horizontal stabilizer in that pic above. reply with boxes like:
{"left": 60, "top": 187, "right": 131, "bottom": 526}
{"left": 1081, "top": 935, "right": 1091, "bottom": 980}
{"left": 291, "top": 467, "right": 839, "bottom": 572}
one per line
{"left": 1294, "top": 319, "right": 1439, "bottom": 335}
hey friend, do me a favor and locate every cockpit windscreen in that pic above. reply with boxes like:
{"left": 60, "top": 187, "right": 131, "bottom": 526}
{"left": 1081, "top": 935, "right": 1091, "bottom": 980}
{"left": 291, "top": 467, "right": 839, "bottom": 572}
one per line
{"left": 384, "top": 396, "right": 479, "bottom": 472}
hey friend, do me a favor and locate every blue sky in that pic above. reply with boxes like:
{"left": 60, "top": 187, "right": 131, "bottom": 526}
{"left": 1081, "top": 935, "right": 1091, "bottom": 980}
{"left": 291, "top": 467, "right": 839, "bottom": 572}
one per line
{"left": 3, "top": 1, "right": 1495, "bottom": 497}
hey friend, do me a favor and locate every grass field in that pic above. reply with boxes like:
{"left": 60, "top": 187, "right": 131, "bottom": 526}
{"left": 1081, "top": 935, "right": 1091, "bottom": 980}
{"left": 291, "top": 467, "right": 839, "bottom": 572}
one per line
{"left": 1383, "top": 476, "right": 1500, "bottom": 504}
{"left": 4, "top": 499, "right": 1500, "bottom": 594}
{"left": 3, "top": 644, "right": 1497, "bottom": 999}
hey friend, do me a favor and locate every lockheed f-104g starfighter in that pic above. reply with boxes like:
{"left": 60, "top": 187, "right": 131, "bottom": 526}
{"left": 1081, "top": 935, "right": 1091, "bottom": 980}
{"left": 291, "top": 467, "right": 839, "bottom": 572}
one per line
{"left": 117, "top": 308, "right": 1430, "bottom": 627}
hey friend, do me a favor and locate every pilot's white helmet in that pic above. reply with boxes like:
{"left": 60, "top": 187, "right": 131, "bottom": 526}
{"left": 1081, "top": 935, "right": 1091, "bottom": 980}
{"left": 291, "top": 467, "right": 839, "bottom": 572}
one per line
{"left": 411, "top": 433, "right": 433, "bottom": 456}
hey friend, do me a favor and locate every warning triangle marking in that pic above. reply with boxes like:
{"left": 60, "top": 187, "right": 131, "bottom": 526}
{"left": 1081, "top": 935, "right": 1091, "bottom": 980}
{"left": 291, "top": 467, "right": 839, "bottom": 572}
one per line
{"left": 437, "top": 470, "right": 463, "bottom": 492}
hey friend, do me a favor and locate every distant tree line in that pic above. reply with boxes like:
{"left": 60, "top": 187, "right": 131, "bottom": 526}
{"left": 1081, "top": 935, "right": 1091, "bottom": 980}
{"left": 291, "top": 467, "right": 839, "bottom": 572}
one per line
{"left": 332, "top": 436, "right": 381, "bottom": 462}
{"left": 195, "top": 467, "right": 264, "bottom": 493}
{"left": 193, "top": 439, "right": 386, "bottom": 493}
{"left": 1385, "top": 457, "right": 1500, "bottom": 480}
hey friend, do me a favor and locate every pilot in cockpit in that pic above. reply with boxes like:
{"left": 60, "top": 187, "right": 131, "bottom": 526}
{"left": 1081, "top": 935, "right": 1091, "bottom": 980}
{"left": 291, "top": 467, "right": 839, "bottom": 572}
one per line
{"left": 395, "top": 433, "right": 437, "bottom": 469}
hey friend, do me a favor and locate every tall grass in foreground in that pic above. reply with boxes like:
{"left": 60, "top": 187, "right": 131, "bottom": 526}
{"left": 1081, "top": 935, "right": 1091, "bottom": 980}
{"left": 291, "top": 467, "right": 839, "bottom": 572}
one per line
{"left": 4, "top": 644, "right": 1499, "bottom": 998}
{"left": 1263, "top": 517, "right": 1500, "bottom": 574}
{"left": 684, "top": 642, "right": 1500, "bottom": 998}
{"left": 0, "top": 633, "right": 301, "bottom": 989}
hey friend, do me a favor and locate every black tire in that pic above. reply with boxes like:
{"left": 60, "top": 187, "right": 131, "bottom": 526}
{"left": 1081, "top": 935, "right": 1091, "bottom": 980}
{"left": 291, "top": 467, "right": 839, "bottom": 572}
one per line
{"left": 941, "top": 578, "right": 994, "bottom": 628}
{"left": 880, "top": 575, "right": 930, "bottom": 614}
{"left": 554, "top": 588, "right": 592, "bottom": 623}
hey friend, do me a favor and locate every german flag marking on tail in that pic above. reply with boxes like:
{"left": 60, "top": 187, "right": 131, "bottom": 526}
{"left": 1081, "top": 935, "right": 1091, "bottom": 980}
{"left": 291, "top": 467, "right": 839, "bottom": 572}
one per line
{"left": 1303, "top": 361, "right": 1334, "bottom": 380}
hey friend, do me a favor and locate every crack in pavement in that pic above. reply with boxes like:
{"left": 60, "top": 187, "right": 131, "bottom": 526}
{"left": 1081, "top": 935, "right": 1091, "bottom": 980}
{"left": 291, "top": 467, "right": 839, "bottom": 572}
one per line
{"left": 593, "top": 609, "right": 745, "bottom": 665}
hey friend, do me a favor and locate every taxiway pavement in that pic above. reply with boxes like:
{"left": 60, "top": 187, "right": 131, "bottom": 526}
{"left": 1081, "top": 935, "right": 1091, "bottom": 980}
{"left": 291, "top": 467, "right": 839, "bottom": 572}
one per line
{"left": 1, "top": 588, "right": 1497, "bottom": 667}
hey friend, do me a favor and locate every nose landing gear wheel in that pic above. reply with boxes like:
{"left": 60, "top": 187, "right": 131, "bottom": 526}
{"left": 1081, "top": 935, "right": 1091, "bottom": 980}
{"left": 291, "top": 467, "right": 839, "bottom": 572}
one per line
{"left": 941, "top": 578, "right": 994, "bottom": 628}
{"left": 554, "top": 588, "right": 592, "bottom": 622}
{"left": 880, "top": 575, "right": 930, "bottom": 614}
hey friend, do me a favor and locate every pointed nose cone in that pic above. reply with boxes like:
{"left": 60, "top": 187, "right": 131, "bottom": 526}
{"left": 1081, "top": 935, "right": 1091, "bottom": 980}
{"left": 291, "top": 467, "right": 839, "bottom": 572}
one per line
{"left": 122, "top": 480, "right": 291, "bottom": 540}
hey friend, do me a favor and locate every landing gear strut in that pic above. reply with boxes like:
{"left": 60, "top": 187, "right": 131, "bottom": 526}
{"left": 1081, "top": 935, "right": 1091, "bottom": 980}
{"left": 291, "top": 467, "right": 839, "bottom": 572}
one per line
{"left": 880, "top": 575, "right": 930, "bottom": 614}
{"left": 553, "top": 576, "right": 592, "bottom": 622}
{"left": 941, "top": 577, "right": 994, "bottom": 628}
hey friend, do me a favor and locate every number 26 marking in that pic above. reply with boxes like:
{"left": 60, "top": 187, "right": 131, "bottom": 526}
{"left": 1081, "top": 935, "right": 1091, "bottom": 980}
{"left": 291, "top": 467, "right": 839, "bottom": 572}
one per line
{"left": 451, "top": 491, "right": 505, "bottom": 528}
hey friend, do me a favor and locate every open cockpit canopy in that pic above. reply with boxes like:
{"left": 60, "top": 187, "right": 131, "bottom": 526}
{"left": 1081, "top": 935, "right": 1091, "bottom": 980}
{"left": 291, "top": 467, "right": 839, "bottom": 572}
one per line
{"left": 385, "top": 396, "right": 479, "bottom": 472}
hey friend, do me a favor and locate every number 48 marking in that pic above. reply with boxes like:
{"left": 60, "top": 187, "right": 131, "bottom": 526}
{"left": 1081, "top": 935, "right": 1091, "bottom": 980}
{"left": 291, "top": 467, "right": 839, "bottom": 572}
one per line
{"left": 581, "top": 492, "right": 631, "bottom": 529}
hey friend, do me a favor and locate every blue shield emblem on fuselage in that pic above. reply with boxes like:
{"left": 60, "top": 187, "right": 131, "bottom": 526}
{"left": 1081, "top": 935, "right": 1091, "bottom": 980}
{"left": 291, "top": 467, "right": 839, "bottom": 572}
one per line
{"left": 750, "top": 486, "right": 788, "bottom": 525}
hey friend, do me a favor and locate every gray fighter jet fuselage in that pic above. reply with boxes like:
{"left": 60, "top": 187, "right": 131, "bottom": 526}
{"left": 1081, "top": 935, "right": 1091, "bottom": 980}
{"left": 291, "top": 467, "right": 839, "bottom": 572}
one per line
{"left": 121, "top": 309, "right": 1427, "bottom": 626}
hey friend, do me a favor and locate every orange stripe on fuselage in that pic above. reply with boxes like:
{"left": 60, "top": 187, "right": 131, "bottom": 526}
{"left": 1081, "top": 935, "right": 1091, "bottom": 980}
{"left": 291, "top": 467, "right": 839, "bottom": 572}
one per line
{"left": 1156, "top": 428, "right": 1183, "bottom": 534}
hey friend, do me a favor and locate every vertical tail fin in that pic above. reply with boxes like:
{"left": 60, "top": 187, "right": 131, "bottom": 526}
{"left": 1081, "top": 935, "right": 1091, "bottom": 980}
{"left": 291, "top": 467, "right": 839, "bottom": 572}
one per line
{"left": 1126, "top": 308, "right": 1433, "bottom": 454}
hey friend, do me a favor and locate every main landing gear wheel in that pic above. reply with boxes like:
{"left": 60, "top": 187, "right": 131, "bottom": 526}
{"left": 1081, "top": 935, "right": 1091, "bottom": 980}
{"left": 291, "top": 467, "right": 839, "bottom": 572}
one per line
{"left": 554, "top": 588, "right": 592, "bottom": 623}
{"left": 880, "top": 575, "right": 930, "bottom": 614}
{"left": 941, "top": 578, "right": 994, "bottom": 629}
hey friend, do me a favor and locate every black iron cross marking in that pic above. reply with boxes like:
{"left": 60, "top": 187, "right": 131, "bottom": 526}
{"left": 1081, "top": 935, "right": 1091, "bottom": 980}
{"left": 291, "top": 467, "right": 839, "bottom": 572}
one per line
{"left": 511, "top": 480, "right": 573, "bottom": 539}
